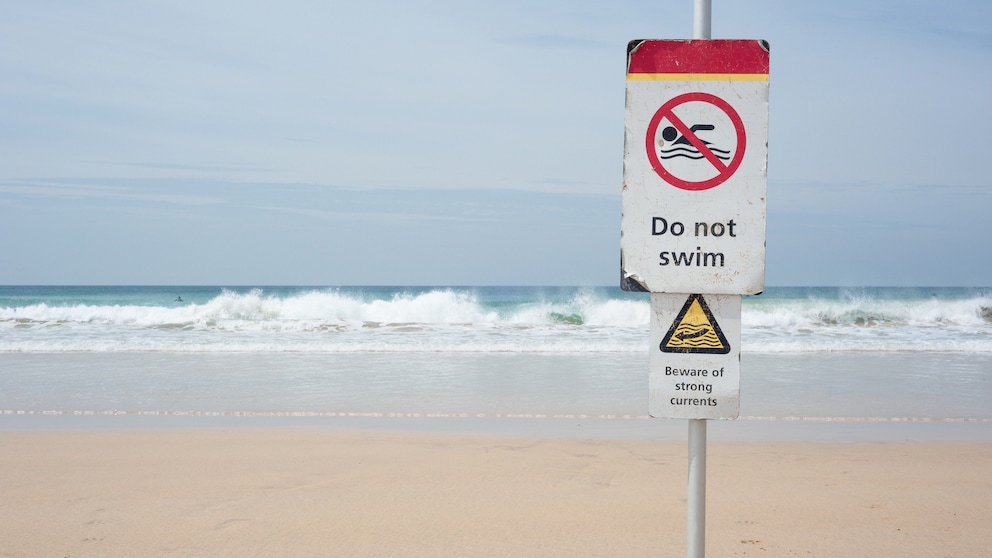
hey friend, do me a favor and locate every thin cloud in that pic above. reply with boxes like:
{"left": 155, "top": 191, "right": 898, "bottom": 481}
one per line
{"left": 107, "top": 162, "right": 281, "bottom": 174}
{"left": 0, "top": 180, "right": 225, "bottom": 206}
{"left": 252, "top": 205, "right": 490, "bottom": 224}
{"left": 500, "top": 34, "right": 606, "bottom": 49}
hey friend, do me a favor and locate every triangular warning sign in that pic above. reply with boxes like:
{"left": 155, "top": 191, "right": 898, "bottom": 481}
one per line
{"left": 660, "top": 294, "right": 731, "bottom": 354}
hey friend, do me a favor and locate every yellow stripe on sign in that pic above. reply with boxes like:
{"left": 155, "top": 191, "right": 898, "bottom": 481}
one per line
{"left": 626, "top": 73, "right": 769, "bottom": 82}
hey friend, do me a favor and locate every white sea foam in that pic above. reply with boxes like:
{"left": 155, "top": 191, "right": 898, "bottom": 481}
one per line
{"left": 741, "top": 292, "right": 992, "bottom": 352}
{"left": 1, "top": 288, "right": 990, "bottom": 353}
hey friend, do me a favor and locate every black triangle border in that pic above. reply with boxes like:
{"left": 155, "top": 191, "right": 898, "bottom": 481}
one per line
{"left": 659, "top": 294, "right": 731, "bottom": 354}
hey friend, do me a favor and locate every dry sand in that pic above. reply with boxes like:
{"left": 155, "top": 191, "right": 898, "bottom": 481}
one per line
{"left": 1, "top": 428, "right": 990, "bottom": 557}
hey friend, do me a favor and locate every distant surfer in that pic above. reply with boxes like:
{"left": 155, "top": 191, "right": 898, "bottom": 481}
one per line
{"left": 175, "top": 296, "right": 183, "bottom": 302}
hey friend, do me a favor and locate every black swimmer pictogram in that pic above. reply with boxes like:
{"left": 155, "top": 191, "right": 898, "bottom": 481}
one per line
{"left": 657, "top": 124, "right": 732, "bottom": 161}
{"left": 645, "top": 92, "right": 747, "bottom": 191}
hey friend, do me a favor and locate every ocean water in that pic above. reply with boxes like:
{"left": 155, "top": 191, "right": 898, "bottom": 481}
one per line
{"left": 1, "top": 286, "right": 990, "bottom": 426}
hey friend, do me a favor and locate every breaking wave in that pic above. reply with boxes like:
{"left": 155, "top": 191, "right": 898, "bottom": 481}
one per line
{"left": 1, "top": 287, "right": 990, "bottom": 353}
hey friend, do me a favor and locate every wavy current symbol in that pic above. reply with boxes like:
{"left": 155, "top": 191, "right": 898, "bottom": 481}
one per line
{"left": 660, "top": 294, "right": 732, "bottom": 354}
{"left": 668, "top": 323, "right": 722, "bottom": 349}
{"left": 657, "top": 124, "right": 731, "bottom": 161}
{"left": 675, "top": 327, "right": 710, "bottom": 341}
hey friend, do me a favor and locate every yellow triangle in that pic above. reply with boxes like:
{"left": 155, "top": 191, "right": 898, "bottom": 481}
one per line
{"left": 660, "top": 294, "right": 730, "bottom": 354}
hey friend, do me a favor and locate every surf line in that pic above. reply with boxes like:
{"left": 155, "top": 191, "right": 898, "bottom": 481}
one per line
{"left": 4, "top": 410, "right": 990, "bottom": 423}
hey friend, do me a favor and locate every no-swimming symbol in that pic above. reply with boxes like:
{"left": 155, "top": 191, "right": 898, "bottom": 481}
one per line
{"left": 645, "top": 92, "right": 746, "bottom": 191}
{"left": 660, "top": 294, "right": 730, "bottom": 354}
{"left": 657, "top": 124, "right": 731, "bottom": 161}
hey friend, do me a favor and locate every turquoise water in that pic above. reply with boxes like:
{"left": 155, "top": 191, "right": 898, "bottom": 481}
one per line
{"left": 1, "top": 286, "right": 990, "bottom": 425}
{"left": 2, "top": 286, "right": 989, "bottom": 352}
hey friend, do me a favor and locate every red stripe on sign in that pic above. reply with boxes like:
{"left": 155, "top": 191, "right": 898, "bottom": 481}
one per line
{"left": 627, "top": 40, "right": 769, "bottom": 75}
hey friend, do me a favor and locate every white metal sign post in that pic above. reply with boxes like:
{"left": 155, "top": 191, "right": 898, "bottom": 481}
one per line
{"left": 621, "top": 38, "right": 769, "bottom": 295}
{"left": 621, "top": 3, "right": 768, "bottom": 557}
{"left": 650, "top": 293, "right": 741, "bottom": 420}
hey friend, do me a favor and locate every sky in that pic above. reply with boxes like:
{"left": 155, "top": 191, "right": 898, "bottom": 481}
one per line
{"left": 1, "top": 0, "right": 990, "bottom": 287}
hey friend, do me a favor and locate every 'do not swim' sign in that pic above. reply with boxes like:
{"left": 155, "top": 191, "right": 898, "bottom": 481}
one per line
{"left": 621, "top": 40, "right": 769, "bottom": 295}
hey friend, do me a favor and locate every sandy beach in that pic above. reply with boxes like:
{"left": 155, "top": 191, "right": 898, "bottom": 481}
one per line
{"left": 2, "top": 428, "right": 990, "bottom": 557}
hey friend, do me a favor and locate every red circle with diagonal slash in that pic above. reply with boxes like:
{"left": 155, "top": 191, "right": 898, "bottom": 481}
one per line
{"left": 645, "top": 92, "right": 746, "bottom": 191}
